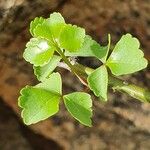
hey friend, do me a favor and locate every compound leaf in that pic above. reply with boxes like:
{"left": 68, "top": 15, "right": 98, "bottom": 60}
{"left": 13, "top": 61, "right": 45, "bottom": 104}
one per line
{"left": 63, "top": 92, "right": 92, "bottom": 127}
{"left": 59, "top": 24, "right": 85, "bottom": 52}
{"left": 87, "top": 65, "right": 108, "bottom": 101}
{"left": 34, "top": 55, "right": 61, "bottom": 81}
{"left": 106, "top": 34, "right": 148, "bottom": 76}
{"left": 18, "top": 73, "right": 62, "bottom": 125}
{"left": 23, "top": 38, "right": 55, "bottom": 66}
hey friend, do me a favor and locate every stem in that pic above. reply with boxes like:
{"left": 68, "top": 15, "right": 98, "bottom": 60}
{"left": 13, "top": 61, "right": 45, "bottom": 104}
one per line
{"left": 56, "top": 47, "right": 75, "bottom": 72}
{"left": 58, "top": 62, "right": 150, "bottom": 103}
{"left": 108, "top": 76, "right": 150, "bottom": 103}
{"left": 55, "top": 47, "right": 88, "bottom": 85}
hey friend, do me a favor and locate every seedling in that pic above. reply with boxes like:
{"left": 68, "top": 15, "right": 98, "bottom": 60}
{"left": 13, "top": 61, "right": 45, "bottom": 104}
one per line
{"left": 18, "top": 12, "right": 149, "bottom": 127}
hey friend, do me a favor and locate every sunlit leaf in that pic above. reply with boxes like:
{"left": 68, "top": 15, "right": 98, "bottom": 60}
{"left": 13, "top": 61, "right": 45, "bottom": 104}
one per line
{"left": 18, "top": 73, "right": 62, "bottom": 125}
{"left": 30, "top": 17, "right": 45, "bottom": 36}
{"left": 106, "top": 34, "right": 148, "bottom": 76}
{"left": 88, "top": 65, "right": 108, "bottom": 101}
{"left": 65, "top": 35, "right": 111, "bottom": 63}
{"left": 63, "top": 92, "right": 92, "bottom": 126}
{"left": 48, "top": 12, "right": 66, "bottom": 39}
{"left": 59, "top": 24, "right": 85, "bottom": 52}
{"left": 33, "top": 12, "right": 65, "bottom": 41}
{"left": 23, "top": 38, "right": 55, "bottom": 66}
{"left": 34, "top": 55, "right": 61, "bottom": 81}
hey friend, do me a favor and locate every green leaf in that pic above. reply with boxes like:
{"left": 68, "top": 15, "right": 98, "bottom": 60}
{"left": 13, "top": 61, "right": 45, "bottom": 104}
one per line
{"left": 106, "top": 33, "right": 148, "bottom": 76}
{"left": 34, "top": 55, "right": 61, "bottom": 81}
{"left": 23, "top": 38, "right": 55, "bottom": 66}
{"left": 59, "top": 24, "right": 85, "bottom": 52}
{"left": 36, "top": 72, "right": 62, "bottom": 95}
{"left": 19, "top": 87, "right": 60, "bottom": 125}
{"left": 33, "top": 20, "right": 53, "bottom": 41}
{"left": 33, "top": 12, "right": 65, "bottom": 41}
{"left": 87, "top": 65, "right": 108, "bottom": 101}
{"left": 18, "top": 73, "right": 62, "bottom": 125}
{"left": 48, "top": 12, "right": 66, "bottom": 39}
{"left": 65, "top": 35, "right": 108, "bottom": 63}
{"left": 30, "top": 17, "right": 45, "bottom": 36}
{"left": 63, "top": 92, "right": 92, "bottom": 127}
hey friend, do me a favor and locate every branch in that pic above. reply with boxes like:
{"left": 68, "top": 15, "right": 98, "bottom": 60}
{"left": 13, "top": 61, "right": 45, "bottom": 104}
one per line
{"left": 58, "top": 62, "right": 150, "bottom": 103}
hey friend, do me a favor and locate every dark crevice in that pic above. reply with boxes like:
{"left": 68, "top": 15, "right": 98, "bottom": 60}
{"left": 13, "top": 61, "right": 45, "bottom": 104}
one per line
{"left": 19, "top": 125, "right": 63, "bottom": 150}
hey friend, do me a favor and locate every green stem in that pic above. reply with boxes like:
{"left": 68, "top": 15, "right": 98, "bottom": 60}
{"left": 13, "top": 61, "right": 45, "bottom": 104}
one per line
{"left": 55, "top": 47, "right": 76, "bottom": 73}
{"left": 108, "top": 76, "right": 150, "bottom": 103}
{"left": 54, "top": 41, "right": 89, "bottom": 85}
{"left": 54, "top": 43, "right": 150, "bottom": 103}
{"left": 55, "top": 47, "right": 89, "bottom": 85}
{"left": 72, "top": 64, "right": 150, "bottom": 103}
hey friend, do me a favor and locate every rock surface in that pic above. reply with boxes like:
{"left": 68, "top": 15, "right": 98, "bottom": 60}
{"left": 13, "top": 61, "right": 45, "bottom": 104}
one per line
{"left": 0, "top": 0, "right": 150, "bottom": 149}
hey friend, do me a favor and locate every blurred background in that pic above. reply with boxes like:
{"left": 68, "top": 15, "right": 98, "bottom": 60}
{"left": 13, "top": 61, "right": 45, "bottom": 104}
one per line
{"left": 0, "top": 0, "right": 150, "bottom": 149}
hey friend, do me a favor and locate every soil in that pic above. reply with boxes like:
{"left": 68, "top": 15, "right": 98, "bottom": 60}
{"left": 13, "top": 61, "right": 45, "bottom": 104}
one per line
{"left": 0, "top": 0, "right": 150, "bottom": 150}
